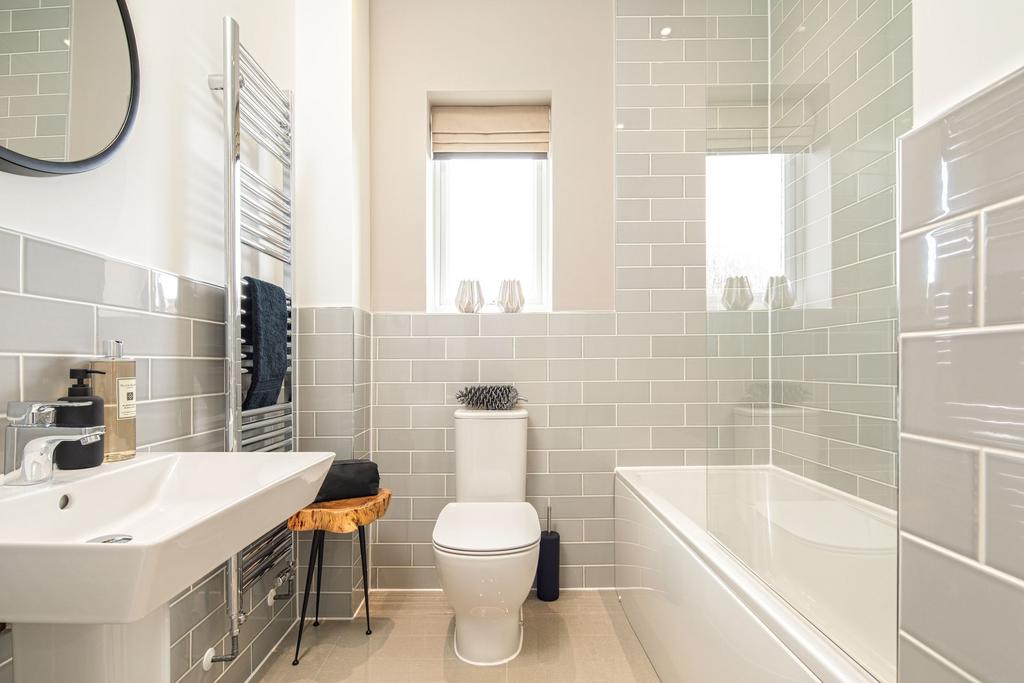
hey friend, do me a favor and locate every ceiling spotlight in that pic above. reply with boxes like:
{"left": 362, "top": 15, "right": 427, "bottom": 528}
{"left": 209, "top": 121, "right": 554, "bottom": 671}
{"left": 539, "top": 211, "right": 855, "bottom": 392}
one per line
{"left": 616, "top": 123, "right": 625, "bottom": 130}
{"left": 659, "top": 26, "right": 672, "bottom": 37}
{"left": 63, "top": 38, "right": 70, "bottom": 46}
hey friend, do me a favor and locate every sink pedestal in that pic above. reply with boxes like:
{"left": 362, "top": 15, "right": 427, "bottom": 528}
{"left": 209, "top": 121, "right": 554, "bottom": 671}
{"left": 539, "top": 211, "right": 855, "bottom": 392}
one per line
{"left": 12, "top": 606, "right": 170, "bottom": 683}
{"left": 0, "top": 450, "right": 334, "bottom": 682}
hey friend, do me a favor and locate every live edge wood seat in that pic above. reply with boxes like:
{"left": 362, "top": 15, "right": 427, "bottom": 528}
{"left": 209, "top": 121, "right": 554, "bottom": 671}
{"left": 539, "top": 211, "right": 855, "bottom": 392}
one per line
{"left": 286, "top": 488, "right": 391, "bottom": 666}
{"left": 287, "top": 489, "right": 392, "bottom": 534}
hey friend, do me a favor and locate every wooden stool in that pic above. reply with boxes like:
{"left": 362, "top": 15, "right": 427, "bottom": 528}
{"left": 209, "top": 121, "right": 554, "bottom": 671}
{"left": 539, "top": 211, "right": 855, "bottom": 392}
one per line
{"left": 287, "top": 488, "right": 391, "bottom": 666}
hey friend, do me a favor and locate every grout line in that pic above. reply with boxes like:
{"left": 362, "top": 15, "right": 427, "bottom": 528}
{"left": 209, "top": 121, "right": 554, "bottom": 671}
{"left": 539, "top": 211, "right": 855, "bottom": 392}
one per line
{"left": 901, "top": 321, "right": 1024, "bottom": 339}
{"left": 978, "top": 450, "right": 987, "bottom": 564}
{"left": 898, "top": 631, "right": 984, "bottom": 683}
{"left": 976, "top": 211, "right": 987, "bottom": 327}
{"left": 18, "top": 233, "right": 24, "bottom": 294}
{"left": 902, "top": 531, "right": 1024, "bottom": 592}
{"left": 900, "top": 193, "right": 1024, "bottom": 240}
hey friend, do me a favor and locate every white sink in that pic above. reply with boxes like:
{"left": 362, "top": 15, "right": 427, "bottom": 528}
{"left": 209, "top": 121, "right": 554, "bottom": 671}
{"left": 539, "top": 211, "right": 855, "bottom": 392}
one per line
{"left": 0, "top": 450, "right": 333, "bottom": 624}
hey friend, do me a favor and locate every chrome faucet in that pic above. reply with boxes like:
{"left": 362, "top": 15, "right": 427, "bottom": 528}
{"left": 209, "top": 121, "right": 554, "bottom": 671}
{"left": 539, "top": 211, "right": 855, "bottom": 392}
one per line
{"left": 3, "top": 401, "right": 105, "bottom": 486}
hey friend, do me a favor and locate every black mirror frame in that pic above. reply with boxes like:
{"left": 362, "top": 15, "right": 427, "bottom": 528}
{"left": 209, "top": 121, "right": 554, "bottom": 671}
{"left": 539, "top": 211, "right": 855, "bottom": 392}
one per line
{"left": 0, "top": 0, "right": 140, "bottom": 177}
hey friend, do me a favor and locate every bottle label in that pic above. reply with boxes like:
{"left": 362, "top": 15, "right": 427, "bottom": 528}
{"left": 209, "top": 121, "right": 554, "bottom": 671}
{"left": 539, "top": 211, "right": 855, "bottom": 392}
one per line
{"left": 118, "top": 377, "right": 137, "bottom": 419}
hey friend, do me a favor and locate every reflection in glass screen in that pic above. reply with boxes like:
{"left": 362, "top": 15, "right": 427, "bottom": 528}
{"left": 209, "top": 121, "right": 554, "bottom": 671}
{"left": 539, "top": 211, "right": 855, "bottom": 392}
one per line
{"left": 705, "top": 153, "right": 784, "bottom": 308}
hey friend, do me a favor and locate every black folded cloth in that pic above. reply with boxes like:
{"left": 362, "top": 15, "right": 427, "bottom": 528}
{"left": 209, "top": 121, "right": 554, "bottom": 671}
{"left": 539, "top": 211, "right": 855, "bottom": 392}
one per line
{"left": 241, "top": 277, "right": 289, "bottom": 411}
{"left": 315, "top": 460, "right": 380, "bottom": 502}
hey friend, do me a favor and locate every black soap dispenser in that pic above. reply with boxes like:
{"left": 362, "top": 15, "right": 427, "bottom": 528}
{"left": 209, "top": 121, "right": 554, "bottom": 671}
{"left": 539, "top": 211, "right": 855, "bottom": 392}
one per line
{"left": 54, "top": 369, "right": 106, "bottom": 470}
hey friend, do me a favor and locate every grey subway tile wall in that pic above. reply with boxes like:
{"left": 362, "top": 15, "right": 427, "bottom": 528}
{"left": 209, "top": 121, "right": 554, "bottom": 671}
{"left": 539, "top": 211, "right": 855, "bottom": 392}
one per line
{"left": 898, "top": 65, "right": 1024, "bottom": 682}
{"left": 368, "top": 305, "right": 717, "bottom": 590}
{"left": 765, "top": 0, "right": 910, "bottom": 507}
{"left": 704, "top": 0, "right": 770, "bottom": 154}
{"left": 294, "top": 306, "right": 372, "bottom": 618}
{"left": 0, "top": 228, "right": 227, "bottom": 461}
{"left": 0, "top": 0, "right": 70, "bottom": 160}
{"left": 0, "top": 226, "right": 296, "bottom": 682}
{"left": 168, "top": 560, "right": 295, "bottom": 683}
{"left": 364, "top": 0, "right": 781, "bottom": 591}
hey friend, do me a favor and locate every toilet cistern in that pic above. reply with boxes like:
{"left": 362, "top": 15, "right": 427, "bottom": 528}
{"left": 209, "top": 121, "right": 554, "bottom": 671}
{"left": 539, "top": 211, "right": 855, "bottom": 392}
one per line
{"left": 432, "top": 407, "right": 541, "bottom": 665}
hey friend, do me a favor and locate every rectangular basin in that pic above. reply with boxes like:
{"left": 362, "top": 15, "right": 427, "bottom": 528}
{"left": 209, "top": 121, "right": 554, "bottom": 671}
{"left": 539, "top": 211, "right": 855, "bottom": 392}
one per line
{"left": 0, "top": 451, "right": 333, "bottom": 624}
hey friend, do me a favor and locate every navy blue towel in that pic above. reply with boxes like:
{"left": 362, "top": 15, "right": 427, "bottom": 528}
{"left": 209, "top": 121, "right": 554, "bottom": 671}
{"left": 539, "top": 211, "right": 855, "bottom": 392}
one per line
{"left": 242, "top": 277, "right": 289, "bottom": 411}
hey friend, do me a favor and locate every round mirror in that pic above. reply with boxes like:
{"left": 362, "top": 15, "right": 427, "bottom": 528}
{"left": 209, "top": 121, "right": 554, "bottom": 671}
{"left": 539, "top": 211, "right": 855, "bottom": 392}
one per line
{"left": 0, "top": 0, "right": 139, "bottom": 176}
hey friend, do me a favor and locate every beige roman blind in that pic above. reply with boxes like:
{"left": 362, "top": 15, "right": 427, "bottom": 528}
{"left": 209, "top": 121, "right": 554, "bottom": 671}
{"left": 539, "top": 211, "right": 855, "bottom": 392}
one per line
{"left": 431, "top": 105, "right": 550, "bottom": 158}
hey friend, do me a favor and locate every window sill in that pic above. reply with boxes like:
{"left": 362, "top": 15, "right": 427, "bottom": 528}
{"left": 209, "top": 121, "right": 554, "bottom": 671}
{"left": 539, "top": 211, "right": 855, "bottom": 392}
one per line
{"left": 429, "top": 305, "right": 552, "bottom": 314}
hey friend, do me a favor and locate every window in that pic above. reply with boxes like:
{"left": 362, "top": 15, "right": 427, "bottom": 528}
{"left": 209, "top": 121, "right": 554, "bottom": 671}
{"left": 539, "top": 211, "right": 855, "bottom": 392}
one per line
{"left": 429, "top": 104, "right": 551, "bottom": 310}
{"left": 705, "top": 153, "right": 785, "bottom": 309}
{"left": 433, "top": 157, "right": 550, "bottom": 310}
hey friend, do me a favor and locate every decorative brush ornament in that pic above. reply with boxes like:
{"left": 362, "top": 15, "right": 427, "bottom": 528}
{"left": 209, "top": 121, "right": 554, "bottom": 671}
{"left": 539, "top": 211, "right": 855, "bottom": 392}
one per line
{"left": 455, "top": 384, "right": 522, "bottom": 411}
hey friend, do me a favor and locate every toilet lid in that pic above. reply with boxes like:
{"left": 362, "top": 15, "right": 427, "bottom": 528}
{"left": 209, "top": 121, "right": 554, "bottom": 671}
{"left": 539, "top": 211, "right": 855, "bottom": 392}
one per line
{"left": 432, "top": 502, "right": 540, "bottom": 553}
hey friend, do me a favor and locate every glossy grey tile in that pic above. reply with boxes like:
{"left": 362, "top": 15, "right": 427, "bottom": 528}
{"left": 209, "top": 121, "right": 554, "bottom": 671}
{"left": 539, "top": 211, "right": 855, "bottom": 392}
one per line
{"left": 314, "top": 307, "right": 353, "bottom": 334}
{"left": 479, "top": 313, "right": 549, "bottom": 336}
{"left": 899, "top": 218, "right": 976, "bottom": 331}
{"left": 898, "top": 636, "right": 972, "bottom": 683}
{"left": 150, "top": 359, "right": 224, "bottom": 399}
{"left": 410, "top": 313, "right": 478, "bottom": 337}
{"left": 984, "top": 452, "right": 1024, "bottom": 581}
{"left": 0, "top": 356, "right": 18, "bottom": 409}
{"left": 151, "top": 271, "right": 223, "bottom": 322}
{"left": 19, "top": 354, "right": 92, "bottom": 402}
{"left": 372, "top": 313, "right": 410, "bottom": 336}
{"left": 313, "top": 359, "right": 353, "bottom": 385}
{"left": 24, "top": 239, "right": 149, "bottom": 310}
{"left": 96, "top": 308, "right": 191, "bottom": 357}
{"left": 192, "top": 395, "right": 226, "bottom": 435}
{"left": 192, "top": 321, "right": 225, "bottom": 358}
{"left": 984, "top": 202, "right": 1024, "bottom": 325}
{"left": 902, "top": 68, "right": 1024, "bottom": 231}
{"left": 903, "top": 332, "right": 1024, "bottom": 451}
{"left": 900, "top": 438, "right": 979, "bottom": 558}
{"left": 900, "top": 536, "right": 1024, "bottom": 682}
{"left": 0, "top": 229, "right": 19, "bottom": 292}
{"left": 548, "top": 312, "right": 615, "bottom": 335}
{"left": 136, "top": 398, "right": 191, "bottom": 446}
{"left": 170, "top": 569, "right": 225, "bottom": 642}
{"left": 297, "top": 333, "right": 353, "bottom": 360}
{"left": 828, "top": 321, "right": 894, "bottom": 354}
{"left": 0, "top": 292, "right": 93, "bottom": 354}
{"left": 376, "top": 336, "right": 445, "bottom": 359}
{"left": 298, "top": 385, "right": 354, "bottom": 411}
{"left": 446, "top": 336, "right": 513, "bottom": 359}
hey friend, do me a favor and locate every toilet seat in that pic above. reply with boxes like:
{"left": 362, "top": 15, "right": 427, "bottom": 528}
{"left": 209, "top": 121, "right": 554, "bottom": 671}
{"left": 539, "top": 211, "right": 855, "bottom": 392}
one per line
{"left": 432, "top": 502, "right": 540, "bottom": 555}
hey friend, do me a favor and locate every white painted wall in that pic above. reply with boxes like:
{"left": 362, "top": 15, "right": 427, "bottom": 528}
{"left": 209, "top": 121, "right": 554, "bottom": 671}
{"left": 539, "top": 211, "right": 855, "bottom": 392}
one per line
{"left": 369, "top": 0, "right": 615, "bottom": 311}
{"left": 293, "top": 0, "right": 371, "bottom": 309}
{"left": 913, "top": 0, "right": 1024, "bottom": 125}
{"left": 0, "top": 0, "right": 295, "bottom": 286}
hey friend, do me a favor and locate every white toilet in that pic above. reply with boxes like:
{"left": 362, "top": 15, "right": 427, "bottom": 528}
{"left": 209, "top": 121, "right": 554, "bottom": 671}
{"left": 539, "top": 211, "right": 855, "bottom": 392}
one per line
{"left": 432, "top": 407, "right": 540, "bottom": 666}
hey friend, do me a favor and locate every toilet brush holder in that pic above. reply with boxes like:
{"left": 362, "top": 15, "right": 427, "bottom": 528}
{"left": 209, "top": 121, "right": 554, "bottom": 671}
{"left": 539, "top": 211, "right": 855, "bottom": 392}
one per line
{"left": 536, "top": 504, "right": 559, "bottom": 602}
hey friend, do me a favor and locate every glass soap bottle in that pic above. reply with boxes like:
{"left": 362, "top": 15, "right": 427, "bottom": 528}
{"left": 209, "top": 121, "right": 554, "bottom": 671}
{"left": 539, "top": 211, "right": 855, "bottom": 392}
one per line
{"left": 91, "top": 340, "right": 137, "bottom": 462}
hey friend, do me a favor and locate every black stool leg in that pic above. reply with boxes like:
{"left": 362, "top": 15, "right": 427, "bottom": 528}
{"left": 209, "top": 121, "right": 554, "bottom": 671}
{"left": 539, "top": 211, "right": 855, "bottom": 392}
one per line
{"left": 292, "top": 530, "right": 323, "bottom": 666}
{"left": 358, "top": 525, "right": 371, "bottom": 635}
{"left": 313, "top": 530, "right": 325, "bottom": 626}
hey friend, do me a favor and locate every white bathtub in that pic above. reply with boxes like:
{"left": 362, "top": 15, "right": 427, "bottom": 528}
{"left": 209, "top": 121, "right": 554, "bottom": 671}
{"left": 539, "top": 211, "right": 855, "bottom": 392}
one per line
{"left": 615, "top": 466, "right": 896, "bottom": 683}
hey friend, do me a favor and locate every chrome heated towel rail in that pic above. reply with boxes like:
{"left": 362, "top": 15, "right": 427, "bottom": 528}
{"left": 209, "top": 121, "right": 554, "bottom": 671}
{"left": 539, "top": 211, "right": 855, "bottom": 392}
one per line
{"left": 207, "top": 16, "right": 297, "bottom": 667}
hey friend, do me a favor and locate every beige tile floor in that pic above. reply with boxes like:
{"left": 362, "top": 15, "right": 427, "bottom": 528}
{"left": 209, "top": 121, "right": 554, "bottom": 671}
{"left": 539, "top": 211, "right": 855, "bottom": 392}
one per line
{"left": 255, "top": 591, "right": 660, "bottom": 682}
